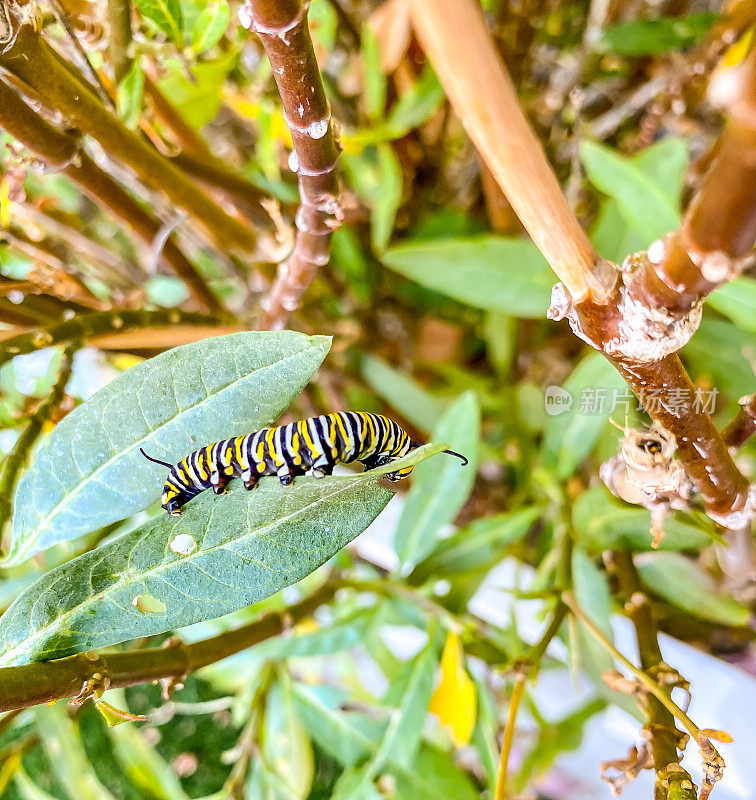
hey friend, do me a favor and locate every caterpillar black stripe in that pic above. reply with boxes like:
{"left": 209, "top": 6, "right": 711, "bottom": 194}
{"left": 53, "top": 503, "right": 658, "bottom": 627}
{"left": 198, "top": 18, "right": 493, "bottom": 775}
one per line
{"left": 140, "top": 412, "right": 468, "bottom": 515}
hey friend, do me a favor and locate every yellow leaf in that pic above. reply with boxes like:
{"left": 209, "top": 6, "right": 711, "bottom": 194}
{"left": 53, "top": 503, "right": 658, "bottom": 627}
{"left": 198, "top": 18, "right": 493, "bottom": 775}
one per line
{"left": 428, "top": 631, "right": 476, "bottom": 747}
{"left": 722, "top": 27, "right": 753, "bottom": 68}
{"left": 0, "top": 178, "right": 13, "bottom": 229}
{"left": 109, "top": 353, "right": 145, "bottom": 371}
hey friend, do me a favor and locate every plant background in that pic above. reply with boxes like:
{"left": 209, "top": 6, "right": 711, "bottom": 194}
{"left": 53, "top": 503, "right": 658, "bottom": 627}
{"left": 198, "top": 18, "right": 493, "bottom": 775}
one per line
{"left": 0, "top": 1, "right": 754, "bottom": 799}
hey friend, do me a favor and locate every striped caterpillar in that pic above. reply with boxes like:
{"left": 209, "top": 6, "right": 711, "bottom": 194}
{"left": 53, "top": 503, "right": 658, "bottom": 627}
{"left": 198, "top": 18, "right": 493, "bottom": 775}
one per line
{"left": 141, "top": 411, "right": 468, "bottom": 515}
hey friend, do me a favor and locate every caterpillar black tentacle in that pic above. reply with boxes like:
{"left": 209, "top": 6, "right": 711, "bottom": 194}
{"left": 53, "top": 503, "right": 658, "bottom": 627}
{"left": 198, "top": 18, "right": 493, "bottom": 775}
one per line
{"left": 142, "top": 412, "right": 468, "bottom": 515}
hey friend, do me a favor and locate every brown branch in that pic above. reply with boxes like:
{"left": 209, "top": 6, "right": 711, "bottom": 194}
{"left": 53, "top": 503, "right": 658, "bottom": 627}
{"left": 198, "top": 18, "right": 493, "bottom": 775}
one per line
{"left": 0, "top": 227, "right": 109, "bottom": 310}
{"left": 0, "top": 341, "right": 78, "bottom": 532}
{"left": 406, "top": 0, "right": 616, "bottom": 304}
{"left": 0, "top": 582, "right": 337, "bottom": 712}
{"left": 107, "top": 0, "right": 132, "bottom": 83}
{"left": 142, "top": 72, "right": 215, "bottom": 161}
{"left": 722, "top": 394, "right": 756, "bottom": 451}
{"left": 0, "top": 21, "right": 258, "bottom": 256}
{"left": 0, "top": 78, "right": 222, "bottom": 313}
{"left": 240, "top": 0, "right": 343, "bottom": 329}
{"left": 612, "top": 552, "right": 697, "bottom": 800}
{"left": 0, "top": 308, "right": 228, "bottom": 368}
{"left": 408, "top": 0, "right": 752, "bottom": 530}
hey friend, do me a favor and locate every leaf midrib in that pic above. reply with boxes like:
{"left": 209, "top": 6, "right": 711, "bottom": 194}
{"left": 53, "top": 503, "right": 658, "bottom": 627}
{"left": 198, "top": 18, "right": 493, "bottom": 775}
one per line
{"left": 1, "top": 474, "right": 377, "bottom": 665}
{"left": 12, "top": 344, "right": 322, "bottom": 562}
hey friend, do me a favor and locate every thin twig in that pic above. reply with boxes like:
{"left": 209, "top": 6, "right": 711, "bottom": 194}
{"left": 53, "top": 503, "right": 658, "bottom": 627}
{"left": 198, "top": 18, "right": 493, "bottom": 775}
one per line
{"left": 494, "top": 603, "right": 568, "bottom": 800}
{"left": 49, "top": 0, "right": 116, "bottom": 109}
{"left": 564, "top": 591, "right": 730, "bottom": 799}
{"left": 0, "top": 340, "right": 78, "bottom": 533}
{"left": 722, "top": 394, "right": 756, "bottom": 451}
{"left": 107, "top": 0, "right": 132, "bottom": 83}
{"left": 495, "top": 674, "right": 524, "bottom": 800}
{"left": 240, "top": 0, "right": 344, "bottom": 329}
{"left": 0, "top": 78, "right": 223, "bottom": 313}
{"left": 612, "top": 551, "right": 698, "bottom": 800}
{"left": 0, "top": 309, "right": 228, "bottom": 368}
{"left": 0, "top": 20, "right": 259, "bottom": 256}
{"left": 406, "top": 0, "right": 617, "bottom": 304}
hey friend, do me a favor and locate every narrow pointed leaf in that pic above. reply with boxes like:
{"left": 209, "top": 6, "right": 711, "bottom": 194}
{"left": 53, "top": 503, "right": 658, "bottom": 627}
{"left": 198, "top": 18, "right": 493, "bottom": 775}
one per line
{"left": 393, "top": 392, "right": 479, "bottom": 571}
{"left": 0, "top": 447, "right": 443, "bottom": 665}
{"left": 7, "top": 331, "right": 331, "bottom": 565}
{"left": 636, "top": 552, "right": 751, "bottom": 626}
{"left": 581, "top": 140, "right": 680, "bottom": 243}
{"left": 381, "top": 236, "right": 554, "bottom": 317}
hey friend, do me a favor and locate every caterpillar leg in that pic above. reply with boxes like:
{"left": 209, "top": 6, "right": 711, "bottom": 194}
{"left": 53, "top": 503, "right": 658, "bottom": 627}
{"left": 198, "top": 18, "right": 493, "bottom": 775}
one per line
{"left": 307, "top": 462, "right": 333, "bottom": 479}
{"left": 278, "top": 465, "right": 295, "bottom": 486}
{"left": 243, "top": 474, "right": 259, "bottom": 490}
{"left": 211, "top": 473, "right": 231, "bottom": 495}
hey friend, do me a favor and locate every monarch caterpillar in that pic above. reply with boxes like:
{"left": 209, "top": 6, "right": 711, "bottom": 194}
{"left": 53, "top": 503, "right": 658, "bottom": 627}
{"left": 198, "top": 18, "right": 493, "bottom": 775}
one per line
{"left": 141, "top": 411, "right": 468, "bottom": 515}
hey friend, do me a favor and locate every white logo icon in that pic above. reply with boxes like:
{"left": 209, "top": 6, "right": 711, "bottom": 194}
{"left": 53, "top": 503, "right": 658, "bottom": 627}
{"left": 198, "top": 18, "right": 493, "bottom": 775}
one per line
{"left": 544, "top": 386, "right": 573, "bottom": 416}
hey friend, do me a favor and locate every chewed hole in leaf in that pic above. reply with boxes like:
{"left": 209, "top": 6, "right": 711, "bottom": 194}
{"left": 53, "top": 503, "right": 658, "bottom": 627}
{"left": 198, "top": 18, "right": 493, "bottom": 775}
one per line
{"left": 169, "top": 533, "right": 197, "bottom": 555}
{"left": 131, "top": 594, "right": 167, "bottom": 614}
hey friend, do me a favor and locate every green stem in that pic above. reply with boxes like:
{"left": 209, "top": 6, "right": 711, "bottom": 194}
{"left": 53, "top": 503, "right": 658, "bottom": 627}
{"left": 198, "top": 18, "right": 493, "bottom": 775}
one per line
{"left": 107, "top": 0, "right": 133, "bottom": 83}
{"left": 0, "top": 309, "right": 228, "bottom": 368}
{"left": 0, "top": 341, "right": 78, "bottom": 532}
{"left": 0, "top": 582, "right": 337, "bottom": 712}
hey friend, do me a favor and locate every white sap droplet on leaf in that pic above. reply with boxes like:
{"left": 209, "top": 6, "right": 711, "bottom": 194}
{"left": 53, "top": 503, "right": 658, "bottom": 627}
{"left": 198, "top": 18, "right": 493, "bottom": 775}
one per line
{"left": 132, "top": 593, "right": 167, "bottom": 613}
{"left": 169, "top": 533, "right": 197, "bottom": 555}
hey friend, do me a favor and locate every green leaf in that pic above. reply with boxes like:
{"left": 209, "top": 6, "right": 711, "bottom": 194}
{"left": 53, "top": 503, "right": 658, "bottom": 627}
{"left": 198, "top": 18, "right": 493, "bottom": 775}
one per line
{"left": 342, "top": 145, "right": 402, "bottom": 252}
{"left": 360, "top": 354, "right": 447, "bottom": 433}
{"left": 708, "top": 278, "right": 756, "bottom": 334}
{"left": 632, "top": 138, "right": 689, "bottom": 206}
{"left": 329, "top": 644, "right": 438, "bottom": 798}
{"left": 408, "top": 506, "right": 541, "bottom": 586}
{"left": 542, "top": 352, "right": 625, "bottom": 479}
{"left": 263, "top": 676, "right": 314, "bottom": 799}
{"left": 590, "top": 138, "right": 689, "bottom": 262}
{"left": 394, "top": 392, "right": 480, "bottom": 571}
{"left": 393, "top": 746, "right": 479, "bottom": 800}
{"left": 382, "top": 235, "right": 554, "bottom": 316}
{"left": 117, "top": 60, "right": 145, "bottom": 130}
{"left": 190, "top": 0, "right": 230, "bottom": 53}
{"left": 293, "top": 684, "right": 379, "bottom": 767}
{"left": 685, "top": 317, "right": 756, "bottom": 399}
{"left": 104, "top": 690, "right": 189, "bottom": 800}
{"left": 249, "top": 611, "right": 370, "bottom": 660}
{"left": 34, "top": 704, "right": 116, "bottom": 800}
{"left": 6, "top": 331, "right": 331, "bottom": 566}
{"left": 0, "top": 447, "right": 443, "bottom": 665}
{"left": 158, "top": 52, "right": 236, "bottom": 129}
{"left": 581, "top": 140, "right": 680, "bottom": 244}
{"left": 572, "top": 487, "right": 716, "bottom": 553}
{"left": 348, "top": 66, "right": 445, "bottom": 148}
{"left": 636, "top": 552, "right": 750, "bottom": 626}
{"left": 597, "top": 13, "right": 717, "bottom": 56}
{"left": 133, "top": 0, "right": 183, "bottom": 44}
{"left": 361, "top": 23, "right": 386, "bottom": 121}
{"left": 375, "top": 643, "right": 437, "bottom": 769}
{"left": 14, "top": 770, "right": 60, "bottom": 800}
{"left": 483, "top": 311, "right": 517, "bottom": 376}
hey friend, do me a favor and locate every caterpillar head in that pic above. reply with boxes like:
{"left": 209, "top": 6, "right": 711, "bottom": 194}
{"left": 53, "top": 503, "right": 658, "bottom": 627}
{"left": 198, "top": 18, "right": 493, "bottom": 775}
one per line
{"left": 161, "top": 486, "right": 185, "bottom": 515}
{"left": 384, "top": 441, "right": 469, "bottom": 482}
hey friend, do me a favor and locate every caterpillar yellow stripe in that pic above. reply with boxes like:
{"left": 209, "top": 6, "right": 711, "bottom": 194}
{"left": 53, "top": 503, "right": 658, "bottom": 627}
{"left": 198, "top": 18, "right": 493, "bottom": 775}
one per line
{"left": 140, "top": 412, "right": 467, "bottom": 516}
